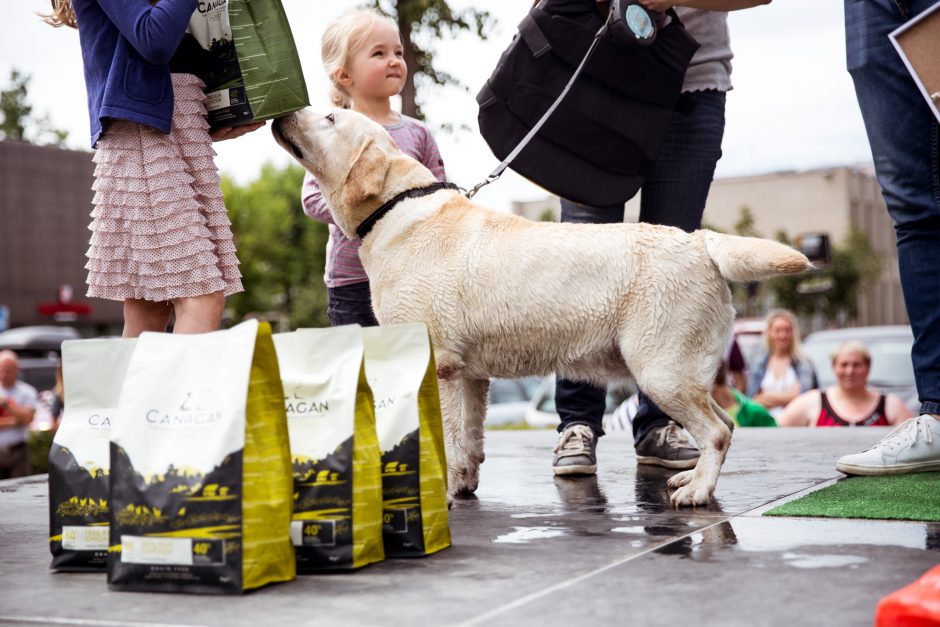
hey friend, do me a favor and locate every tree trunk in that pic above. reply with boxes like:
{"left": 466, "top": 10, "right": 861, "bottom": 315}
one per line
{"left": 397, "top": 11, "right": 419, "bottom": 118}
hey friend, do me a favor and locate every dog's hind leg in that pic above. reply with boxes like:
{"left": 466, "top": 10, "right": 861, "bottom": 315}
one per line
{"left": 636, "top": 374, "right": 732, "bottom": 507}
{"left": 711, "top": 396, "right": 735, "bottom": 432}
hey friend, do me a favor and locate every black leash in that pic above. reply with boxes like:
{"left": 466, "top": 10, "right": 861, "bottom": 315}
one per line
{"left": 464, "top": 9, "right": 615, "bottom": 200}
{"left": 356, "top": 182, "right": 461, "bottom": 240}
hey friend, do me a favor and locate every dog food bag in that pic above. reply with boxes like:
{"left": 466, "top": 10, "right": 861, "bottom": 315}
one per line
{"left": 180, "top": 0, "right": 309, "bottom": 130}
{"left": 107, "top": 320, "right": 295, "bottom": 594}
{"left": 273, "top": 326, "right": 384, "bottom": 572}
{"left": 49, "top": 337, "right": 137, "bottom": 572}
{"left": 362, "top": 323, "right": 450, "bottom": 557}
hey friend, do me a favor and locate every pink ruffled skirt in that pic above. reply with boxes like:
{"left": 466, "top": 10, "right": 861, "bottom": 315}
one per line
{"left": 86, "top": 73, "right": 243, "bottom": 302}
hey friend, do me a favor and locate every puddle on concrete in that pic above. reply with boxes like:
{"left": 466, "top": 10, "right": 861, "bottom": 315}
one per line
{"left": 781, "top": 552, "right": 869, "bottom": 569}
{"left": 494, "top": 526, "right": 568, "bottom": 544}
{"left": 611, "top": 526, "right": 646, "bottom": 534}
{"left": 728, "top": 517, "right": 933, "bottom": 552}
{"left": 625, "top": 517, "right": 940, "bottom": 562}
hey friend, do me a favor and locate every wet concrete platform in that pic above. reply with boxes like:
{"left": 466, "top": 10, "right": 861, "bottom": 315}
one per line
{"left": 1, "top": 428, "right": 937, "bottom": 627}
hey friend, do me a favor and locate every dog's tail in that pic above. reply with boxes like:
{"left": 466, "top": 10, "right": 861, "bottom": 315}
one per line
{"left": 702, "top": 230, "right": 812, "bottom": 283}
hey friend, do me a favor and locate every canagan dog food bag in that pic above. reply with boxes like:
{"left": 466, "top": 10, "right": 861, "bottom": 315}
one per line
{"left": 180, "top": 0, "right": 309, "bottom": 130}
{"left": 49, "top": 338, "right": 137, "bottom": 572}
{"left": 107, "top": 320, "right": 295, "bottom": 594}
{"left": 273, "top": 325, "right": 384, "bottom": 572}
{"left": 362, "top": 323, "right": 450, "bottom": 557}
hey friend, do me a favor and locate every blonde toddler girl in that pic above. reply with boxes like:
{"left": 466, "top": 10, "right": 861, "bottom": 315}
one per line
{"left": 302, "top": 9, "right": 446, "bottom": 327}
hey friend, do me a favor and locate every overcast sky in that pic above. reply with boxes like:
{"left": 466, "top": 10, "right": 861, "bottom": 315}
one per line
{"left": 2, "top": 0, "right": 871, "bottom": 212}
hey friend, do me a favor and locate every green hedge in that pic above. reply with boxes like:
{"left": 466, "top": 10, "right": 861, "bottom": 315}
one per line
{"left": 27, "top": 429, "right": 55, "bottom": 475}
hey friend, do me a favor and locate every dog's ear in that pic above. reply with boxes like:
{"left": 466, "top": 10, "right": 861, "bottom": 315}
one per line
{"left": 341, "top": 138, "right": 388, "bottom": 210}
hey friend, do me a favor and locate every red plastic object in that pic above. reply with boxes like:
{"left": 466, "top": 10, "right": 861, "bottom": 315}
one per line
{"left": 37, "top": 302, "right": 91, "bottom": 316}
{"left": 876, "top": 564, "right": 940, "bottom": 627}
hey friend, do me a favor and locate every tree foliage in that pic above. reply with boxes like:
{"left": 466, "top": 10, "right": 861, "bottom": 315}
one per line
{"left": 368, "top": 0, "right": 493, "bottom": 122}
{"left": 766, "top": 228, "right": 883, "bottom": 323}
{"left": 221, "top": 163, "right": 330, "bottom": 330}
{"left": 0, "top": 69, "right": 68, "bottom": 146}
{"left": 723, "top": 206, "right": 883, "bottom": 324}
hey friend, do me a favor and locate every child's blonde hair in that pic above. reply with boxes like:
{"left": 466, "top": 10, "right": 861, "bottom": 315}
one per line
{"left": 43, "top": 0, "right": 77, "bottom": 28}
{"left": 321, "top": 9, "right": 400, "bottom": 109}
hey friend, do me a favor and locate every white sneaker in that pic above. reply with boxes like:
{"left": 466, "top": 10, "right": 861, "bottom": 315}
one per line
{"left": 836, "top": 415, "right": 940, "bottom": 476}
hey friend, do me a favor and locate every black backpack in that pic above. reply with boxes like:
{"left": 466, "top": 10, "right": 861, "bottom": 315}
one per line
{"left": 477, "top": 1, "right": 698, "bottom": 207}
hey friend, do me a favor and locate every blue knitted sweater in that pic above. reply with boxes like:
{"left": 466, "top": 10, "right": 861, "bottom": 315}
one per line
{"left": 72, "top": 0, "right": 198, "bottom": 147}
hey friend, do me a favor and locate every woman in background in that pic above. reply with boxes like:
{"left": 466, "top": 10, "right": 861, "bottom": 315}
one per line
{"left": 778, "top": 341, "right": 912, "bottom": 427}
{"left": 746, "top": 309, "right": 816, "bottom": 420}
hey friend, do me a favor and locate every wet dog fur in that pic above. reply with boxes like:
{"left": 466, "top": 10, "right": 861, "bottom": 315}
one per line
{"left": 273, "top": 109, "right": 811, "bottom": 506}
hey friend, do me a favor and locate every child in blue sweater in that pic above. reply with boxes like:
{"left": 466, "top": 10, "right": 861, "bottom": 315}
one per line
{"left": 45, "top": 0, "right": 263, "bottom": 336}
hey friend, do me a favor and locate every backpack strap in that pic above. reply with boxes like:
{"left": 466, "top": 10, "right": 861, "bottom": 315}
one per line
{"left": 519, "top": 13, "right": 552, "bottom": 58}
{"left": 466, "top": 8, "right": 612, "bottom": 199}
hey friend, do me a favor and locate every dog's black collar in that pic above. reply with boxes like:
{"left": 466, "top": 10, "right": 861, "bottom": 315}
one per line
{"left": 355, "top": 182, "right": 460, "bottom": 240}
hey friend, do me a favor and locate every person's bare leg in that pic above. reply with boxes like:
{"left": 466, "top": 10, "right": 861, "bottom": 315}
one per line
{"left": 171, "top": 291, "right": 225, "bottom": 334}
{"left": 123, "top": 299, "right": 172, "bottom": 338}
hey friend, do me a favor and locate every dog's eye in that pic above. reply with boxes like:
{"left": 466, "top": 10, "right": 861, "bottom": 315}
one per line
{"left": 326, "top": 113, "right": 335, "bottom": 125}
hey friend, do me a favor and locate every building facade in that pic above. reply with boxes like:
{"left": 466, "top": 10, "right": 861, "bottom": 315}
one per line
{"left": 0, "top": 140, "right": 122, "bottom": 334}
{"left": 512, "top": 165, "right": 906, "bottom": 327}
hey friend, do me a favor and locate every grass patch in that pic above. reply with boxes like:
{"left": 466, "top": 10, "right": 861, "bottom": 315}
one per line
{"left": 486, "top": 421, "right": 553, "bottom": 431}
{"left": 765, "top": 472, "right": 940, "bottom": 521}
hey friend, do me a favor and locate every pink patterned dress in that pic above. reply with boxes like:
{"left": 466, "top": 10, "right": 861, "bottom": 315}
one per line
{"left": 85, "top": 74, "right": 243, "bottom": 302}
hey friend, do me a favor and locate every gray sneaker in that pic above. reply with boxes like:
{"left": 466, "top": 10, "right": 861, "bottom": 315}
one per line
{"left": 635, "top": 421, "right": 699, "bottom": 470}
{"left": 553, "top": 424, "right": 597, "bottom": 476}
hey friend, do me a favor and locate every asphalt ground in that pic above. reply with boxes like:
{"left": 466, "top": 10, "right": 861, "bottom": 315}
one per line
{"left": 1, "top": 427, "right": 937, "bottom": 627}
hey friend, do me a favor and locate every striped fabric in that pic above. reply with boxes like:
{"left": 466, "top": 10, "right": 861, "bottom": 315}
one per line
{"left": 301, "top": 115, "right": 446, "bottom": 287}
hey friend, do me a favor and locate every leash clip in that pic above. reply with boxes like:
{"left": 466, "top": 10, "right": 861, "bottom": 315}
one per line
{"left": 465, "top": 173, "right": 501, "bottom": 200}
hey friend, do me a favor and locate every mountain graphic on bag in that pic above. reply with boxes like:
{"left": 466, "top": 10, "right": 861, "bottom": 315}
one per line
{"left": 273, "top": 325, "right": 384, "bottom": 572}
{"left": 179, "top": 0, "right": 309, "bottom": 130}
{"left": 49, "top": 337, "right": 137, "bottom": 572}
{"left": 107, "top": 320, "right": 295, "bottom": 594}
{"left": 362, "top": 323, "right": 450, "bottom": 558}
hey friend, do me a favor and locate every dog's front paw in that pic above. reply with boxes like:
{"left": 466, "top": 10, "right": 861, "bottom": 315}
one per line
{"left": 667, "top": 469, "right": 695, "bottom": 489}
{"left": 448, "top": 464, "right": 480, "bottom": 496}
{"left": 669, "top": 480, "right": 714, "bottom": 507}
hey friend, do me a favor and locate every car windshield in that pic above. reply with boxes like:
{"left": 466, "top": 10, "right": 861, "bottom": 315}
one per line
{"left": 18, "top": 364, "right": 57, "bottom": 392}
{"left": 537, "top": 381, "right": 619, "bottom": 414}
{"left": 489, "top": 377, "right": 541, "bottom": 404}
{"left": 802, "top": 336, "right": 914, "bottom": 388}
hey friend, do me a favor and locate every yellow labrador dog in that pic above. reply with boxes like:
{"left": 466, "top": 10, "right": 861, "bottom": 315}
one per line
{"left": 273, "top": 109, "right": 810, "bottom": 506}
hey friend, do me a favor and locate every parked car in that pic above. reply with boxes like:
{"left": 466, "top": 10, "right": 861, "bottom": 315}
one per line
{"left": 486, "top": 376, "right": 542, "bottom": 426}
{"left": 523, "top": 375, "right": 628, "bottom": 428}
{"left": 0, "top": 325, "right": 79, "bottom": 392}
{"left": 801, "top": 325, "right": 918, "bottom": 414}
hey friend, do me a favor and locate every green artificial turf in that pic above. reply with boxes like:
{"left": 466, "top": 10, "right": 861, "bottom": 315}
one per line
{"left": 764, "top": 472, "right": 940, "bottom": 521}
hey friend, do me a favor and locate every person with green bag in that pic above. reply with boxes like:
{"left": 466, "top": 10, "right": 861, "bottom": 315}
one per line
{"left": 711, "top": 362, "right": 777, "bottom": 428}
